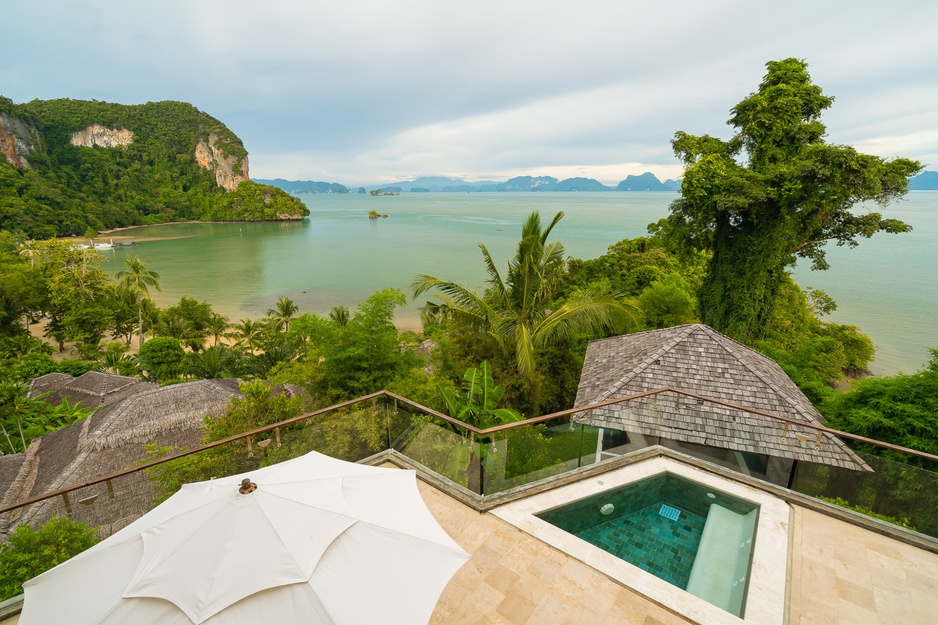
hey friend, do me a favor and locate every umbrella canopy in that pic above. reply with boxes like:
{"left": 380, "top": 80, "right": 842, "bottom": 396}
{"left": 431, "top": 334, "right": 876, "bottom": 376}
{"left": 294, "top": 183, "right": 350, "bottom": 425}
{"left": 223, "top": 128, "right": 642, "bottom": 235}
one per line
{"left": 20, "top": 451, "right": 470, "bottom": 625}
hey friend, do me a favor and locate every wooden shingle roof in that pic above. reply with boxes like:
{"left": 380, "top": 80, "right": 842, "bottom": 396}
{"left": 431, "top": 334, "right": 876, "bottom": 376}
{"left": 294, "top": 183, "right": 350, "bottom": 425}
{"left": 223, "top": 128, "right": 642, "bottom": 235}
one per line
{"left": 575, "top": 324, "right": 869, "bottom": 471}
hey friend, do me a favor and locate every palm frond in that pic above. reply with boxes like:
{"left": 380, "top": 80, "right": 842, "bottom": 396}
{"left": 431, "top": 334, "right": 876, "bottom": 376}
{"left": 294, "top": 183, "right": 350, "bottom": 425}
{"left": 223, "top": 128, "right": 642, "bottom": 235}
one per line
{"left": 514, "top": 320, "right": 538, "bottom": 377}
{"left": 478, "top": 244, "right": 509, "bottom": 306}
{"left": 532, "top": 294, "right": 640, "bottom": 347}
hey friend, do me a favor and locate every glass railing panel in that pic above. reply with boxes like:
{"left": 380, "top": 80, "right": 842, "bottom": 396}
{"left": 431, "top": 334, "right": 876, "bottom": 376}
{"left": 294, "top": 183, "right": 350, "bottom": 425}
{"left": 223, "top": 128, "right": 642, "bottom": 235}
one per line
{"left": 481, "top": 422, "right": 603, "bottom": 495}
{"left": 791, "top": 451, "right": 938, "bottom": 538}
{"left": 392, "top": 415, "right": 475, "bottom": 490}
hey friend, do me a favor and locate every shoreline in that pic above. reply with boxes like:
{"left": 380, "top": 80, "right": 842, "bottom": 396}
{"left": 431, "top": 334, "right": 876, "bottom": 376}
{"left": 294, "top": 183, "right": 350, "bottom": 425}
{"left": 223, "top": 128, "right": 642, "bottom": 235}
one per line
{"left": 63, "top": 218, "right": 308, "bottom": 244}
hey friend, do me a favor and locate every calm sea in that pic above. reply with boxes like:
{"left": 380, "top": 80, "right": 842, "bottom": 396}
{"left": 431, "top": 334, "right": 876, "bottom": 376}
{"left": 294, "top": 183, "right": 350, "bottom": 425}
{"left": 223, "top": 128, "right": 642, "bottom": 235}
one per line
{"left": 100, "top": 191, "right": 938, "bottom": 376}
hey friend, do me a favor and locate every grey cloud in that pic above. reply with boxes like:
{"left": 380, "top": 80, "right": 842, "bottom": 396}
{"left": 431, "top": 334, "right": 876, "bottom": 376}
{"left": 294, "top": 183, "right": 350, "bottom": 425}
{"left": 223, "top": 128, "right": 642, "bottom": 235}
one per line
{"left": 2, "top": 0, "right": 937, "bottom": 183}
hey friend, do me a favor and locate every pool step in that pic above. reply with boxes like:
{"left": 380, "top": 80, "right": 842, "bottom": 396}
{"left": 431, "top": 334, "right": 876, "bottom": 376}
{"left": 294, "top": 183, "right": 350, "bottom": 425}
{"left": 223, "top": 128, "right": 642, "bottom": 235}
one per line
{"left": 659, "top": 504, "right": 681, "bottom": 521}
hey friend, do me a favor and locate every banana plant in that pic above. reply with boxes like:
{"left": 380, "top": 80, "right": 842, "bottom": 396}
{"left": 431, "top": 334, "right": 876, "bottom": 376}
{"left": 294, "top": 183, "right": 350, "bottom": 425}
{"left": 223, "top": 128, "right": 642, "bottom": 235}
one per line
{"left": 437, "top": 361, "right": 522, "bottom": 490}
{"left": 437, "top": 361, "right": 522, "bottom": 430}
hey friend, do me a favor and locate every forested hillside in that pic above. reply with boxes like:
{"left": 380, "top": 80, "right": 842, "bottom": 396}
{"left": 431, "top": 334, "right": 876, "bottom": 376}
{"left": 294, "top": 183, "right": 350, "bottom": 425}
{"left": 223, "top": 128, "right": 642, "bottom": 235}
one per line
{"left": 0, "top": 97, "right": 307, "bottom": 238}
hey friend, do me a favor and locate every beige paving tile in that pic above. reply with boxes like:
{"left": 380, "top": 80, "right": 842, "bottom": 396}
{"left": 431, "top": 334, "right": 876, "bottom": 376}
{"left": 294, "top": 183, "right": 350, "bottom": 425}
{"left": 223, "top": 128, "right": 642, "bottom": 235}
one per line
{"left": 414, "top": 472, "right": 938, "bottom": 625}
{"left": 834, "top": 576, "right": 876, "bottom": 611}
{"left": 485, "top": 563, "right": 521, "bottom": 589}
{"left": 790, "top": 506, "right": 938, "bottom": 625}
{"left": 421, "top": 478, "right": 692, "bottom": 625}
{"left": 497, "top": 593, "right": 538, "bottom": 625}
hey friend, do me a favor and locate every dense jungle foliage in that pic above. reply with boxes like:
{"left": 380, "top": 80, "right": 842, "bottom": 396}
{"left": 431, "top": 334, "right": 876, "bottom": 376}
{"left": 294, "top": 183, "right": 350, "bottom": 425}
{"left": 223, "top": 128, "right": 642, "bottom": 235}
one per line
{"left": 0, "top": 96, "right": 307, "bottom": 238}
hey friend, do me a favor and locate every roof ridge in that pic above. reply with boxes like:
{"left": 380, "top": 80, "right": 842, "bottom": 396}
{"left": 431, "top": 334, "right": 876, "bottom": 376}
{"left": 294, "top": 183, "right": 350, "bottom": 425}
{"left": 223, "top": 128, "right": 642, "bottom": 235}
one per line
{"left": 596, "top": 324, "right": 698, "bottom": 402}
{"left": 99, "top": 373, "right": 109, "bottom": 405}
{"left": 698, "top": 325, "right": 823, "bottom": 424}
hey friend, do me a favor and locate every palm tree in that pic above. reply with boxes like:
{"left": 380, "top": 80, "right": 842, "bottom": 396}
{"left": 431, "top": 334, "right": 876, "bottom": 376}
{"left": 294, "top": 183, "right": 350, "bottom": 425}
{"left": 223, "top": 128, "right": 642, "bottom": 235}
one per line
{"left": 116, "top": 256, "right": 160, "bottom": 349}
{"left": 206, "top": 312, "right": 230, "bottom": 347}
{"left": 413, "top": 211, "right": 638, "bottom": 377}
{"left": 187, "top": 345, "right": 244, "bottom": 379}
{"left": 329, "top": 305, "right": 350, "bottom": 327}
{"left": 267, "top": 297, "right": 299, "bottom": 333}
{"left": 228, "top": 318, "right": 264, "bottom": 354}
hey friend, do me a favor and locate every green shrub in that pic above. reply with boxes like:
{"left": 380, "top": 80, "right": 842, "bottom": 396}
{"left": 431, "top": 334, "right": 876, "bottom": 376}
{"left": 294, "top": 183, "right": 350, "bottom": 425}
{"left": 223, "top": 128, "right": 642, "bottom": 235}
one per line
{"left": 818, "top": 496, "right": 915, "bottom": 531}
{"left": 0, "top": 516, "right": 99, "bottom": 601}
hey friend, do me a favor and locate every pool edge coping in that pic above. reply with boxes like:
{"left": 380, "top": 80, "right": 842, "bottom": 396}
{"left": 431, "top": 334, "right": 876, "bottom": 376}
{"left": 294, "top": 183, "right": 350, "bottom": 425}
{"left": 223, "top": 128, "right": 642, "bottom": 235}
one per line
{"left": 490, "top": 456, "right": 790, "bottom": 625}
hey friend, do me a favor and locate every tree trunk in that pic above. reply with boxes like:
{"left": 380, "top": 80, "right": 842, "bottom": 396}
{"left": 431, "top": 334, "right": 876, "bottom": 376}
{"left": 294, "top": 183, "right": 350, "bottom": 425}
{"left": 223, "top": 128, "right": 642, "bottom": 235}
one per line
{"left": 700, "top": 213, "right": 789, "bottom": 341}
{"left": 138, "top": 302, "right": 145, "bottom": 350}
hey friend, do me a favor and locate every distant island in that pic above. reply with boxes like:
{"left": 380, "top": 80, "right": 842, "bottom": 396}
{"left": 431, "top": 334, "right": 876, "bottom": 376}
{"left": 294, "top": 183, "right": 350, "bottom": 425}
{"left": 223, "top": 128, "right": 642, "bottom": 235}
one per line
{"left": 909, "top": 171, "right": 938, "bottom": 190}
{"left": 256, "top": 172, "right": 683, "bottom": 194}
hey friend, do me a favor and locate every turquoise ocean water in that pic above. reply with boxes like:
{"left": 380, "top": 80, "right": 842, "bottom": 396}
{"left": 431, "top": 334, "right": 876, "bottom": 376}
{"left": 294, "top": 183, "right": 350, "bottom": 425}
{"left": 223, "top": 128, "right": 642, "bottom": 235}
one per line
{"left": 100, "top": 191, "right": 937, "bottom": 376}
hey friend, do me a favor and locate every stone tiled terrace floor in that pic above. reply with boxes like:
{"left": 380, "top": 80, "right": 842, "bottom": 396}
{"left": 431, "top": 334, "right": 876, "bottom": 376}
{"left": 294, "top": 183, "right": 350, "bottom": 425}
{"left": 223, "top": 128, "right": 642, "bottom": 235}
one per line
{"left": 420, "top": 479, "right": 938, "bottom": 625}
{"left": 3, "top": 468, "right": 937, "bottom": 625}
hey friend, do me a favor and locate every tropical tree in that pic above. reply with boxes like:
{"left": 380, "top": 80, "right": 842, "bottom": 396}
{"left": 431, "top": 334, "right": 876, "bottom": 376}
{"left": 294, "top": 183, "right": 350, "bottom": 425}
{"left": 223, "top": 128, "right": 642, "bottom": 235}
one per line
{"left": 227, "top": 318, "right": 265, "bottom": 354}
{"left": 413, "top": 211, "right": 638, "bottom": 377}
{"left": 267, "top": 297, "right": 299, "bottom": 333}
{"left": 153, "top": 312, "right": 198, "bottom": 347}
{"left": 0, "top": 234, "right": 44, "bottom": 336}
{"left": 206, "top": 380, "right": 303, "bottom": 442}
{"left": 106, "top": 284, "right": 140, "bottom": 347}
{"left": 36, "top": 242, "right": 112, "bottom": 353}
{"left": 0, "top": 383, "right": 93, "bottom": 454}
{"left": 206, "top": 312, "right": 230, "bottom": 347}
{"left": 187, "top": 345, "right": 245, "bottom": 379}
{"left": 138, "top": 336, "right": 185, "bottom": 383}
{"left": 96, "top": 342, "right": 138, "bottom": 377}
{"left": 653, "top": 58, "right": 922, "bottom": 341}
{"left": 154, "top": 297, "right": 215, "bottom": 351}
{"left": 116, "top": 256, "right": 160, "bottom": 349}
{"left": 316, "top": 289, "right": 417, "bottom": 398}
{"left": 329, "top": 305, "right": 350, "bottom": 327}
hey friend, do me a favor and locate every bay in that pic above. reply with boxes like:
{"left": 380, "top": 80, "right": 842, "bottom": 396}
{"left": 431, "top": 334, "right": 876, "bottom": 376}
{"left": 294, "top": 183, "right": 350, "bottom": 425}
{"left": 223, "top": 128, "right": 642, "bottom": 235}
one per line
{"left": 100, "top": 191, "right": 938, "bottom": 377}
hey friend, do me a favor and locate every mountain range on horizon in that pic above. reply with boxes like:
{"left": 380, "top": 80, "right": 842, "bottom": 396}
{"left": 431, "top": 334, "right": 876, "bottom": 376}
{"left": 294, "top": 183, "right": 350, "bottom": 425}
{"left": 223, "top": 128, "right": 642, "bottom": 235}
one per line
{"left": 255, "top": 172, "right": 684, "bottom": 194}
{"left": 258, "top": 170, "right": 938, "bottom": 195}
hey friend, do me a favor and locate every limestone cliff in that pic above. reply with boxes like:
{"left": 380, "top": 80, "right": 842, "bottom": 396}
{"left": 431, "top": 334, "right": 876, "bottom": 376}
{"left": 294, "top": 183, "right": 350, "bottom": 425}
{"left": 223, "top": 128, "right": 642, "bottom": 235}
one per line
{"left": 70, "top": 124, "right": 134, "bottom": 148}
{"left": 195, "top": 134, "right": 250, "bottom": 191}
{"left": 0, "top": 112, "right": 39, "bottom": 169}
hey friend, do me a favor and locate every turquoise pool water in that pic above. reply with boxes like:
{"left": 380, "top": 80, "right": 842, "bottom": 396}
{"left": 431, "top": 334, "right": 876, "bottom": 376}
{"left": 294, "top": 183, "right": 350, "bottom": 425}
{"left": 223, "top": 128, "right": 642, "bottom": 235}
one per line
{"left": 537, "top": 472, "right": 759, "bottom": 617}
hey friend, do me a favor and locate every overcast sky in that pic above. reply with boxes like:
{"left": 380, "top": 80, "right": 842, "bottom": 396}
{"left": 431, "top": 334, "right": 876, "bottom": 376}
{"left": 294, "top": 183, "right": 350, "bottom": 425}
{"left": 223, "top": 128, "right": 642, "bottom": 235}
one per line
{"left": 3, "top": 1, "right": 936, "bottom": 186}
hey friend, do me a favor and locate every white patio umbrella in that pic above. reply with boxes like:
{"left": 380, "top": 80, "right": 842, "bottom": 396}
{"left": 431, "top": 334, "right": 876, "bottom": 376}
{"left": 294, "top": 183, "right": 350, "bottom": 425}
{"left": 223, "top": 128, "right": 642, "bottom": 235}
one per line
{"left": 19, "top": 451, "right": 470, "bottom": 625}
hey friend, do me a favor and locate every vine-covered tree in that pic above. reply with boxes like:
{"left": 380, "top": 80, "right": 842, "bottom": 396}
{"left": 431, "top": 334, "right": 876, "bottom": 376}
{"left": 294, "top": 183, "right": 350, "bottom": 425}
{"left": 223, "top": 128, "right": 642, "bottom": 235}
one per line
{"left": 654, "top": 58, "right": 922, "bottom": 341}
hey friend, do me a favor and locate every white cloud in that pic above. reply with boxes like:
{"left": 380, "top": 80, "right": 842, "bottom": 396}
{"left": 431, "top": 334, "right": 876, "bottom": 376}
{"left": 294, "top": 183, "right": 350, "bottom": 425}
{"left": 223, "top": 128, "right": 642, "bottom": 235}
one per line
{"left": 3, "top": 0, "right": 937, "bottom": 183}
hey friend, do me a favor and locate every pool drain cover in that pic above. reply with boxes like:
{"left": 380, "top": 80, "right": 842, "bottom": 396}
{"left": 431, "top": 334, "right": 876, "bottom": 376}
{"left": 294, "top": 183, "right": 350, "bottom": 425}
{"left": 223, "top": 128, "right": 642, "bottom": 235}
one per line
{"left": 659, "top": 504, "right": 681, "bottom": 521}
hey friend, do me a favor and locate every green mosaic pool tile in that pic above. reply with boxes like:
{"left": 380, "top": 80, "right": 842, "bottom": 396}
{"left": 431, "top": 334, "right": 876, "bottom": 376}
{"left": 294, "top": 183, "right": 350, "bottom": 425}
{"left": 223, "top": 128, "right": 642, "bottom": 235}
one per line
{"left": 576, "top": 503, "right": 707, "bottom": 588}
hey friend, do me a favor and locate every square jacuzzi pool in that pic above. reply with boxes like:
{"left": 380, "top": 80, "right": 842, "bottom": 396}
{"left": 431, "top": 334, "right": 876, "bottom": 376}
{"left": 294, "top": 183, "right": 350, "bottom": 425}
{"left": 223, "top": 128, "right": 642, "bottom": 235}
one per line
{"left": 491, "top": 456, "right": 789, "bottom": 625}
{"left": 537, "top": 472, "right": 759, "bottom": 617}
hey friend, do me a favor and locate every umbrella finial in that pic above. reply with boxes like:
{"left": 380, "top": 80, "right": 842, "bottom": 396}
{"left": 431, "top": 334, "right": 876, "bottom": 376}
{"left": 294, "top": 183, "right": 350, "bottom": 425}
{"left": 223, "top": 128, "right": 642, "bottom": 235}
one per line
{"left": 239, "top": 478, "right": 257, "bottom": 494}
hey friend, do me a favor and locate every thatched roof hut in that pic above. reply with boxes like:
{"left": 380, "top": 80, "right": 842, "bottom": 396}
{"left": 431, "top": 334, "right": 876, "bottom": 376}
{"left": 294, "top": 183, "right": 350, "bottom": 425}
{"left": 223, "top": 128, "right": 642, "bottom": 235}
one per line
{"left": 28, "top": 371, "right": 157, "bottom": 407}
{"left": 575, "top": 324, "right": 868, "bottom": 474}
{"left": 2, "top": 375, "right": 248, "bottom": 537}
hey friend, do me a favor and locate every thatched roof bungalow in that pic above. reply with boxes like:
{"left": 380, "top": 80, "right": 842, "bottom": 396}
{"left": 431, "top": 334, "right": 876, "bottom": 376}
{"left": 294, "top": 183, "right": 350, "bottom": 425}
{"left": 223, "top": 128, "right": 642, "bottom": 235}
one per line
{"left": 2, "top": 376, "right": 248, "bottom": 537}
{"left": 28, "top": 371, "right": 157, "bottom": 407}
